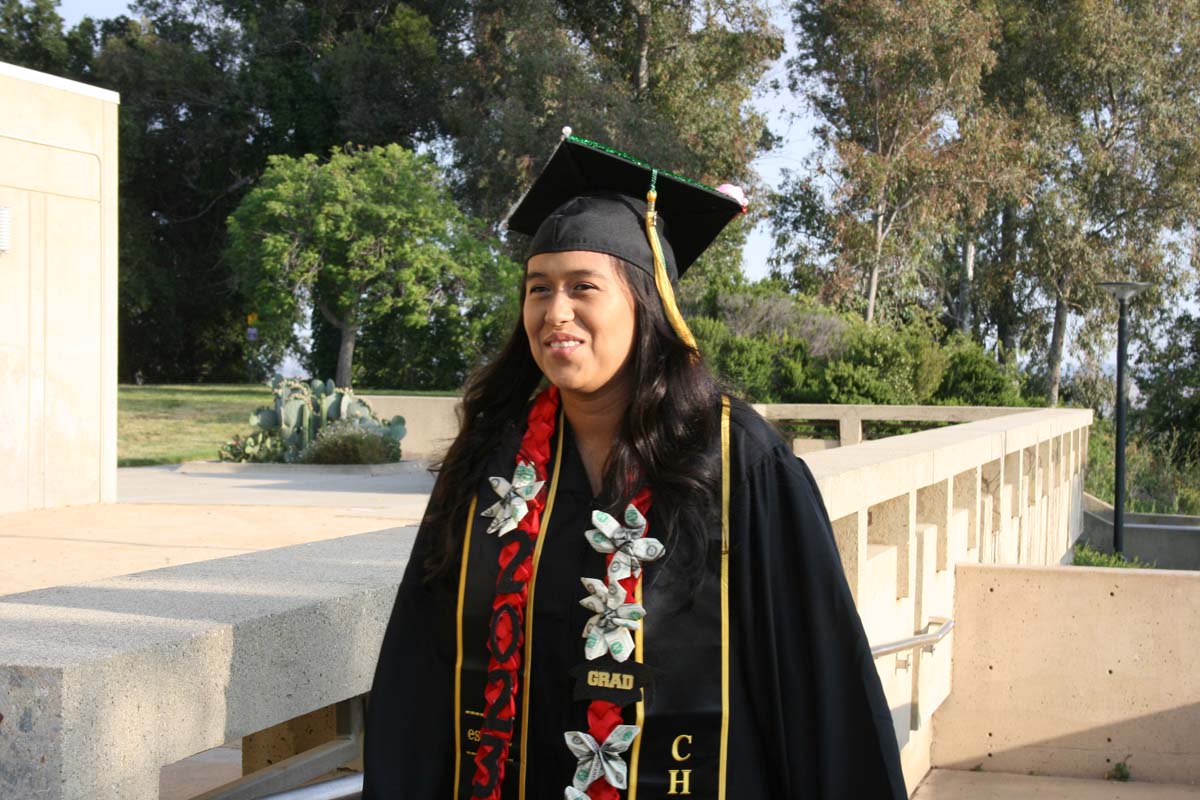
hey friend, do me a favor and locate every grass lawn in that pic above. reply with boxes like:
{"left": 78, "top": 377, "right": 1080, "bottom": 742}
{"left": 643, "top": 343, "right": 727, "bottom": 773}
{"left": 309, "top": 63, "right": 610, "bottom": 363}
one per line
{"left": 118, "top": 383, "right": 460, "bottom": 467}
{"left": 118, "top": 384, "right": 274, "bottom": 467}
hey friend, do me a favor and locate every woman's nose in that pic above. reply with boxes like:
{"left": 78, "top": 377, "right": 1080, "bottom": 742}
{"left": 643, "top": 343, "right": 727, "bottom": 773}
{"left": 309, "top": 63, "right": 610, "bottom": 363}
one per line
{"left": 545, "top": 288, "right": 574, "bottom": 325}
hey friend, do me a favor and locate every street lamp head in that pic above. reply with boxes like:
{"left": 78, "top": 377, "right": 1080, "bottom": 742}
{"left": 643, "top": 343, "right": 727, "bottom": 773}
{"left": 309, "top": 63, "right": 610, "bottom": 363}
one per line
{"left": 1097, "top": 281, "right": 1153, "bottom": 302}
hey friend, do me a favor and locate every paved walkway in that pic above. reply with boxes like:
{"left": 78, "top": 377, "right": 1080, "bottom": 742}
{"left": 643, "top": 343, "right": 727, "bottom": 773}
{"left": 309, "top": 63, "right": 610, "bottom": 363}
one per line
{"left": 914, "top": 770, "right": 1200, "bottom": 799}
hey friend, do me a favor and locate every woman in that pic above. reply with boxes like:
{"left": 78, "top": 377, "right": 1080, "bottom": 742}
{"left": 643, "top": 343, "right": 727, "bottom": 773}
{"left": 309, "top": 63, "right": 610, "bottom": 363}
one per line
{"left": 364, "top": 132, "right": 905, "bottom": 799}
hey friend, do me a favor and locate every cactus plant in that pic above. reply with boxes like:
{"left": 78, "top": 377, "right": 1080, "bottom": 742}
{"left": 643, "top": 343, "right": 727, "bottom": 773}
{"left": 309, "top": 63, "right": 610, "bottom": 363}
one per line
{"left": 222, "top": 375, "right": 406, "bottom": 463}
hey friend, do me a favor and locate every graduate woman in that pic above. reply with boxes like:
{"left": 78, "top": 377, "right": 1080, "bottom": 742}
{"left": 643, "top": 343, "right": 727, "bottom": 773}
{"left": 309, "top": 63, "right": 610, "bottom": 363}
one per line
{"left": 363, "top": 131, "right": 906, "bottom": 799}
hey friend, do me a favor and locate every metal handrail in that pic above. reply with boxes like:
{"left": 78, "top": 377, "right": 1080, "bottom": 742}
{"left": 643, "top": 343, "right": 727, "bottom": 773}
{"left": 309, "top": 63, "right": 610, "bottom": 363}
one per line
{"left": 871, "top": 617, "right": 954, "bottom": 659}
{"left": 258, "top": 774, "right": 363, "bottom": 800}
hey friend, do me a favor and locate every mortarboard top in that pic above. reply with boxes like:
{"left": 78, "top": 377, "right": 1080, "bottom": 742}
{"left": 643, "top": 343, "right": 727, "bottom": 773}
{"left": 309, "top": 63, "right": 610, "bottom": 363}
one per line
{"left": 504, "top": 131, "right": 747, "bottom": 281}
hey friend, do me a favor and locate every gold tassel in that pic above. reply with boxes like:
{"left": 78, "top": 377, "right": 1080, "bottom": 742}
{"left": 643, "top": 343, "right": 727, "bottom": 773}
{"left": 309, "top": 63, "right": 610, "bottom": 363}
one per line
{"left": 645, "top": 178, "right": 698, "bottom": 352}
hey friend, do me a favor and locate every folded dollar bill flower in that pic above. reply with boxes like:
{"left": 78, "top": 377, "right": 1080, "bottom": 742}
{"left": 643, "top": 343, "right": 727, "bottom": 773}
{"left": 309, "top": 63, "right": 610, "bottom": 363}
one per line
{"left": 579, "top": 577, "right": 645, "bottom": 662}
{"left": 585, "top": 505, "right": 666, "bottom": 582}
{"left": 481, "top": 460, "right": 545, "bottom": 536}
{"left": 563, "top": 788, "right": 589, "bottom": 800}
{"left": 563, "top": 725, "right": 641, "bottom": 791}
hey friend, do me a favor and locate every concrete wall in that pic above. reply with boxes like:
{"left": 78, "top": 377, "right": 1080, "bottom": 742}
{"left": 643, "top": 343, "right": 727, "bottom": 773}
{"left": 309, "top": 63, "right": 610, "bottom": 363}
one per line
{"left": 360, "top": 394, "right": 460, "bottom": 460}
{"left": 799, "top": 407, "right": 1093, "bottom": 792}
{"left": 1079, "top": 493, "right": 1200, "bottom": 570}
{"left": 933, "top": 563, "right": 1200, "bottom": 785}
{"left": 0, "top": 61, "right": 119, "bottom": 513}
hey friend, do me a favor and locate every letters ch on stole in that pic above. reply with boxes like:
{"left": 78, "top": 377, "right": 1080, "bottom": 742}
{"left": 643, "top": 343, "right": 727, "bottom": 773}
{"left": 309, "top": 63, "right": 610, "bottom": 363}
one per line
{"left": 667, "top": 734, "right": 692, "bottom": 796}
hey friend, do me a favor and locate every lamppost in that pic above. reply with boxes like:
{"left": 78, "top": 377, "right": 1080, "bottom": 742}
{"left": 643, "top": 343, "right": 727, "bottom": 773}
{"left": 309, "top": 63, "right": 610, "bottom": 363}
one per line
{"left": 1097, "top": 281, "right": 1152, "bottom": 555}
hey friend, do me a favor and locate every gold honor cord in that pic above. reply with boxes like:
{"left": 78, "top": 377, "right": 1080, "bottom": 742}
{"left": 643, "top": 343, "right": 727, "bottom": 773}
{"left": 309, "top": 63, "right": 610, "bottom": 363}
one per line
{"left": 453, "top": 497, "right": 479, "bottom": 800}
{"left": 518, "top": 412, "right": 567, "bottom": 799}
{"left": 645, "top": 172, "right": 698, "bottom": 353}
{"left": 627, "top": 577, "right": 645, "bottom": 800}
{"left": 718, "top": 396, "right": 731, "bottom": 799}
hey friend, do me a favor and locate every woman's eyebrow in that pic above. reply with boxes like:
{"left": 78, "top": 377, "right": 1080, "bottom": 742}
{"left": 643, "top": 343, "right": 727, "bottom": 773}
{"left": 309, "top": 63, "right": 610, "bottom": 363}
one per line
{"left": 525, "top": 269, "right": 607, "bottom": 282}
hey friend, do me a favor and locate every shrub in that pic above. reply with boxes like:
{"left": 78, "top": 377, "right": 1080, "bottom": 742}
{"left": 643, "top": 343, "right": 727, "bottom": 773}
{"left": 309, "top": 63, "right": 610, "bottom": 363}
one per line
{"left": 297, "top": 420, "right": 402, "bottom": 464}
{"left": 218, "top": 430, "right": 285, "bottom": 463}
{"left": 935, "top": 338, "right": 1024, "bottom": 407}
{"left": 1072, "top": 542, "right": 1154, "bottom": 569}
{"left": 1086, "top": 419, "right": 1200, "bottom": 515}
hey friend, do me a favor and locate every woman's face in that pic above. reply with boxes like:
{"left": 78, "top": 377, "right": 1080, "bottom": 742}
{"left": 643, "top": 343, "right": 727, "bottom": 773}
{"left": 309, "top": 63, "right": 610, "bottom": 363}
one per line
{"left": 523, "top": 250, "right": 637, "bottom": 399}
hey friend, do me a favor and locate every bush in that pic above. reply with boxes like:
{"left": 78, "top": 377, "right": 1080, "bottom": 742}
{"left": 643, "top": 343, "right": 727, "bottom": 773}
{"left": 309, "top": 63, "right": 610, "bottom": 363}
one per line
{"left": 1086, "top": 419, "right": 1200, "bottom": 515}
{"left": 692, "top": 316, "right": 810, "bottom": 402}
{"left": 935, "top": 338, "right": 1023, "bottom": 407}
{"left": 297, "top": 420, "right": 402, "bottom": 464}
{"left": 218, "top": 430, "right": 285, "bottom": 463}
{"left": 1072, "top": 542, "right": 1154, "bottom": 569}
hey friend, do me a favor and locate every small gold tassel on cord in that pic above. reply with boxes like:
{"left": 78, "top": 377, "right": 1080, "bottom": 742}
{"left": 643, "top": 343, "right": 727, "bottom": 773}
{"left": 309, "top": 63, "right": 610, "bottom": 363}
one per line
{"left": 645, "top": 170, "right": 698, "bottom": 352}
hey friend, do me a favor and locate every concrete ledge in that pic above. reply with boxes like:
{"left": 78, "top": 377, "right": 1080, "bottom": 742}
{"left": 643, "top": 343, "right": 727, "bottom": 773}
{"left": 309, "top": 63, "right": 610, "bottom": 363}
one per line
{"left": 176, "top": 460, "right": 427, "bottom": 477}
{"left": 0, "top": 528, "right": 416, "bottom": 799}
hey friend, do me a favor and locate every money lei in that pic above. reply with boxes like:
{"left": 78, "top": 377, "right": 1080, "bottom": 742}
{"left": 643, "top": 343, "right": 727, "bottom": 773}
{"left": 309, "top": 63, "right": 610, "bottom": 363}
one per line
{"left": 562, "top": 499, "right": 664, "bottom": 799}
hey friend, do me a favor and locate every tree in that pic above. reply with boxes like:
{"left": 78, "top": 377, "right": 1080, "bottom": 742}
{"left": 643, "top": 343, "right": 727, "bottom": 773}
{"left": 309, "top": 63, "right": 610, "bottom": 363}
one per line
{"left": 1137, "top": 304, "right": 1200, "bottom": 465}
{"left": 1, "top": 0, "right": 455, "bottom": 381}
{"left": 227, "top": 144, "right": 518, "bottom": 387}
{"left": 443, "top": 0, "right": 783, "bottom": 287}
{"left": 980, "top": 0, "right": 1200, "bottom": 404}
{"left": 787, "top": 0, "right": 1008, "bottom": 324}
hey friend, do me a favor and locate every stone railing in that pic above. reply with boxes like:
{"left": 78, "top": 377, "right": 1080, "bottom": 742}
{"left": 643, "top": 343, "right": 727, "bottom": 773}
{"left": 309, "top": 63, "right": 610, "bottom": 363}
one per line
{"left": 0, "top": 403, "right": 1092, "bottom": 798}
{"left": 363, "top": 394, "right": 1039, "bottom": 458}
{"left": 796, "top": 406, "right": 1093, "bottom": 790}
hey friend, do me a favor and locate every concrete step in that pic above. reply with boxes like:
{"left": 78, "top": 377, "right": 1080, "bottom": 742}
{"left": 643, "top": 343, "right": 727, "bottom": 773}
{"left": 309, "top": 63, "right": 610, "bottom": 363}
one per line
{"left": 914, "top": 769, "right": 1200, "bottom": 799}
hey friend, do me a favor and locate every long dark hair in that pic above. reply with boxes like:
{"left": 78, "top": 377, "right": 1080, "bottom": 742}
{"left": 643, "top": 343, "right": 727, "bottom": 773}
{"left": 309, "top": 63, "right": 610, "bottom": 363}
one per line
{"left": 423, "top": 256, "right": 722, "bottom": 582}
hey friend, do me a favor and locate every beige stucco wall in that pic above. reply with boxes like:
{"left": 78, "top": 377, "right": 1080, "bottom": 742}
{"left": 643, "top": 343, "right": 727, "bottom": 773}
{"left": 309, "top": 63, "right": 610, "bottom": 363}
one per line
{"left": 933, "top": 563, "right": 1200, "bottom": 784}
{"left": 360, "top": 394, "right": 460, "bottom": 460}
{"left": 0, "top": 62, "right": 119, "bottom": 513}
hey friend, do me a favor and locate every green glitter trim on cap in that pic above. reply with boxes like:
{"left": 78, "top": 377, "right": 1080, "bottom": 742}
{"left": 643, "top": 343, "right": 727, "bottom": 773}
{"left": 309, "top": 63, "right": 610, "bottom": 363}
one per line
{"left": 565, "top": 134, "right": 721, "bottom": 194}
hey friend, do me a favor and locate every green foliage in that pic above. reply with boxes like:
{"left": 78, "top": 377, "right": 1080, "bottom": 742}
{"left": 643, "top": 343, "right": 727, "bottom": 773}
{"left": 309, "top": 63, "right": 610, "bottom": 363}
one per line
{"left": 1086, "top": 419, "right": 1200, "bottom": 516}
{"left": 1136, "top": 308, "right": 1200, "bottom": 466}
{"left": 297, "top": 420, "right": 402, "bottom": 465}
{"left": 218, "top": 430, "right": 284, "bottom": 464}
{"left": 935, "top": 337, "right": 1024, "bottom": 407}
{"left": 444, "top": 0, "right": 781, "bottom": 281}
{"left": 690, "top": 281, "right": 1019, "bottom": 409}
{"left": 227, "top": 144, "right": 521, "bottom": 387}
{"left": 692, "top": 317, "right": 809, "bottom": 402}
{"left": 1072, "top": 543, "right": 1154, "bottom": 570}
{"left": 1105, "top": 758, "right": 1133, "bottom": 782}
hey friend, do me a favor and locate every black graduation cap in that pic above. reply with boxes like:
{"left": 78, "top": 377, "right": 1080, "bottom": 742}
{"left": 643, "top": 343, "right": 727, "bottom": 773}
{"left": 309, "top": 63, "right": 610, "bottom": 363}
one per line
{"left": 504, "top": 130, "right": 747, "bottom": 282}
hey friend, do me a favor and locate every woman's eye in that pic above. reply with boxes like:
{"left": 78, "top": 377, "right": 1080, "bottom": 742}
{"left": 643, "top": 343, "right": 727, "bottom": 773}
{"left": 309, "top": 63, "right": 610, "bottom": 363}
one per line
{"left": 574, "top": 283, "right": 597, "bottom": 292}
{"left": 527, "top": 285, "right": 549, "bottom": 295}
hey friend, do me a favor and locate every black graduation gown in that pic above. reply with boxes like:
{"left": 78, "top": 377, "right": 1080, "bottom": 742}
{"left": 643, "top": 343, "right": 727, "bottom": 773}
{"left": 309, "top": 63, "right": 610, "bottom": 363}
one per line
{"left": 363, "top": 400, "right": 906, "bottom": 799}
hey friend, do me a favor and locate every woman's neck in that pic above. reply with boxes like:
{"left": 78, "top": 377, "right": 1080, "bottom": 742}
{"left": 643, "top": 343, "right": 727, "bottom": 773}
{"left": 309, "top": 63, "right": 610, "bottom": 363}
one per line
{"left": 560, "top": 380, "right": 631, "bottom": 496}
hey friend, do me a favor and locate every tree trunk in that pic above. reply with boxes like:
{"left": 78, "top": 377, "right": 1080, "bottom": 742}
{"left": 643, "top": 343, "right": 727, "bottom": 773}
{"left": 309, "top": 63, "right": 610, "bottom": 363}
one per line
{"left": 866, "top": 212, "right": 884, "bottom": 323}
{"left": 633, "top": 3, "right": 651, "bottom": 95}
{"left": 336, "top": 323, "right": 358, "bottom": 388}
{"left": 957, "top": 235, "right": 976, "bottom": 333}
{"left": 1046, "top": 280, "right": 1069, "bottom": 407}
{"left": 996, "top": 204, "right": 1018, "bottom": 360}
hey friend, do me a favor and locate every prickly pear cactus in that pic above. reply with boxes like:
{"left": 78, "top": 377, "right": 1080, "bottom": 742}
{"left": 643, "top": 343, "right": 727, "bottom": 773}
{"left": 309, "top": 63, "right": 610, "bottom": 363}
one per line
{"left": 227, "top": 376, "right": 406, "bottom": 463}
